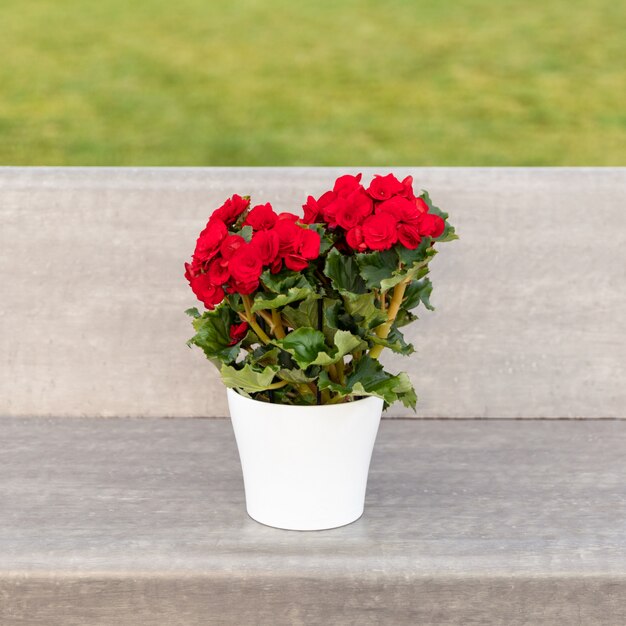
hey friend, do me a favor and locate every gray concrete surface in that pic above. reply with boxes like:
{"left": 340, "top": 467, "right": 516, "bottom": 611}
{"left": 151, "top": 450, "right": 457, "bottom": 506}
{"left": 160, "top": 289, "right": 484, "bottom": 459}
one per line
{"left": 1, "top": 417, "right": 625, "bottom": 624}
{"left": 1, "top": 167, "right": 625, "bottom": 418}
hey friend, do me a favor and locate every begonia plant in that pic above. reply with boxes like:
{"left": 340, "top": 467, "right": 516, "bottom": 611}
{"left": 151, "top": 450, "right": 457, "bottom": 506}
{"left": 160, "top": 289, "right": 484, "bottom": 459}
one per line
{"left": 185, "top": 173, "right": 457, "bottom": 409}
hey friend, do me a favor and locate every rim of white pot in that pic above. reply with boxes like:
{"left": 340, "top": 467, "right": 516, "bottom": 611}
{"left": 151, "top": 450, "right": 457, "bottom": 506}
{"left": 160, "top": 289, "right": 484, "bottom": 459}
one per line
{"left": 227, "top": 386, "right": 382, "bottom": 410}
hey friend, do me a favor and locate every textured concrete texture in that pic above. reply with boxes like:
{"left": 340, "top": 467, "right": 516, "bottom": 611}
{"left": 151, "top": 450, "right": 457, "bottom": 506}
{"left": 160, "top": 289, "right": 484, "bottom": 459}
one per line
{"left": 1, "top": 418, "right": 625, "bottom": 625}
{"left": 1, "top": 167, "right": 625, "bottom": 418}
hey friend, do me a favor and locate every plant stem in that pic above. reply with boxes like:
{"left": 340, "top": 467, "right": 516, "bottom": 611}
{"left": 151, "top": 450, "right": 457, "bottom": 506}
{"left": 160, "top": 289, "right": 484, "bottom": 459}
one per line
{"left": 271, "top": 309, "right": 286, "bottom": 339}
{"left": 369, "top": 279, "right": 409, "bottom": 359}
{"left": 241, "top": 294, "right": 271, "bottom": 344}
{"left": 328, "top": 363, "right": 340, "bottom": 383}
{"left": 327, "top": 393, "right": 347, "bottom": 405}
{"left": 379, "top": 289, "right": 387, "bottom": 311}
{"left": 335, "top": 358, "right": 346, "bottom": 386}
{"left": 266, "top": 379, "right": 289, "bottom": 390}
{"left": 257, "top": 309, "right": 274, "bottom": 329}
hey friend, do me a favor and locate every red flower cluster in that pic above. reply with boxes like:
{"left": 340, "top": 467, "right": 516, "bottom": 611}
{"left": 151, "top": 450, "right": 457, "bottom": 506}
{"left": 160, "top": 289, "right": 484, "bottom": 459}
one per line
{"left": 302, "top": 173, "right": 445, "bottom": 252}
{"left": 185, "top": 195, "right": 321, "bottom": 309}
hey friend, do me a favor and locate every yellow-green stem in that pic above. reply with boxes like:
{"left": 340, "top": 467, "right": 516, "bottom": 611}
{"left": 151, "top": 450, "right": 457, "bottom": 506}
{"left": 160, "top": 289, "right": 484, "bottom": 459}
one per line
{"left": 369, "top": 279, "right": 409, "bottom": 359}
{"left": 327, "top": 393, "right": 347, "bottom": 405}
{"left": 328, "top": 363, "right": 340, "bottom": 383}
{"left": 271, "top": 309, "right": 286, "bottom": 339}
{"left": 379, "top": 289, "right": 387, "bottom": 311}
{"left": 257, "top": 309, "right": 274, "bottom": 329}
{"left": 241, "top": 294, "right": 271, "bottom": 344}
{"left": 266, "top": 379, "right": 289, "bottom": 390}
{"left": 335, "top": 358, "right": 346, "bottom": 386}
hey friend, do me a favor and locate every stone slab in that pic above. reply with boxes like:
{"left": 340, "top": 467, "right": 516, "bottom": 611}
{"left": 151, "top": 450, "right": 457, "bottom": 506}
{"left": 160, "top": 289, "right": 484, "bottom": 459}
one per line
{"left": 1, "top": 167, "right": 625, "bottom": 417}
{"left": 1, "top": 418, "right": 625, "bottom": 624}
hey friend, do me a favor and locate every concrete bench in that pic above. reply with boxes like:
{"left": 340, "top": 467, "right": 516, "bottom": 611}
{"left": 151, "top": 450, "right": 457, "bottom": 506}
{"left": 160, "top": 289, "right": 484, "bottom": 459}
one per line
{"left": 1, "top": 417, "right": 625, "bottom": 624}
{"left": 1, "top": 168, "right": 625, "bottom": 624}
{"left": 1, "top": 167, "right": 625, "bottom": 418}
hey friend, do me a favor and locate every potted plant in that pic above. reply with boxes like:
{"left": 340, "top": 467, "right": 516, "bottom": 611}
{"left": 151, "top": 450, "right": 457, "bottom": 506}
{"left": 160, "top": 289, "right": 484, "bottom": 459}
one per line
{"left": 185, "top": 173, "right": 457, "bottom": 530}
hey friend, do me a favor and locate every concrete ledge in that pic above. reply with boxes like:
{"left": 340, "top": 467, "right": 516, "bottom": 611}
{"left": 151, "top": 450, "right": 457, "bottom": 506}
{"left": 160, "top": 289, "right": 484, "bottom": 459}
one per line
{"left": 2, "top": 418, "right": 625, "bottom": 624}
{"left": 2, "top": 167, "right": 625, "bottom": 418}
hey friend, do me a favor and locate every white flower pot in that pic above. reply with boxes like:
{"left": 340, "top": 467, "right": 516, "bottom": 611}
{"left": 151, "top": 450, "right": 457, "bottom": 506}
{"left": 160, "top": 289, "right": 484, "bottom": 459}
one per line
{"left": 227, "top": 388, "right": 383, "bottom": 531}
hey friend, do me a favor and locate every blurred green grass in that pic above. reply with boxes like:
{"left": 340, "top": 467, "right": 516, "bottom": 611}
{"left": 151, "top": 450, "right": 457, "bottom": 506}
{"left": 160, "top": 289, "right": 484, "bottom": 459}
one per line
{"left": 1, "top": 0, "right": 624, "bottom": 165}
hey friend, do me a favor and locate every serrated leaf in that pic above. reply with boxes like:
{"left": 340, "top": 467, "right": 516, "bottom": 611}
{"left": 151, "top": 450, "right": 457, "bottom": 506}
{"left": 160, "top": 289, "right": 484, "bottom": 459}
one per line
{"left": 379, "top": 272, "right": 409, "bottom": 293}
{"left": 317, "top": 370, "right": 351, "bottom": 396}
{"left": 395, "top": 309, "right": 418, "bottom": 327}
{"left": 185, "top": 307, "right": 200, "bottom": 318}
{"left": 188, "top": 306, "right": 239, "bottom": 364}
{"left": 403, "top": 278, "right": 434, "bottom": 311}
{"left": 368, "top": 325, "right": 415, "bottom": 355}
{"left": 325, "top": 248, "right": 367, "bottom": 294}
{"left": 249, "top": 345, "right": 281, "bottom": 367}
{"left": 240, "top": 225, "right": 253, "bottom": 242}
{"left": 261, "top": 269, "right": 309, "bottom": 293}
{"left": 419, "top": 191, "right": 459, "bottom": 243}
{"left": 342, "top": 292, "right": 387, "bottom": 330}
{"left": 220, "top": 363, "right": 280, "bottom": 393}
{"left": 318, "top": 355, "right": 417, "bottom": 410}
{"left": 276, "top": 328, "right": 326, "bottom": 368}
{"left": 396, "top": 236, "right": 433, "bottom": 267}
{"left": 276, "top": 328, "right": 363, "bottom": 368}
{"left": 419, "top": 191, "right": 448, "bottom": 220}
{"left": 313, "top": 330, "right": 364, "bottom": 366}
{"left": 282, "top": 296, "right": 320, "bottom": 330}
{"left": 251, "top": 283, "right": 315, "bottom": 312}
{"left": 386, "top": 248, "right": 435, "bottom": 292}
{"left": 356, "top": 249, "right": 399, "bottom": 289}
{"left": 437, "top": 224, "right": 459, "bottom": 242}
{"left": 322, "top": 299, "right": 354, "bottom": 341}
{"left": 277, "top": 368, "right": 316, "bottom": 384}
{"left": 348, "top": 357, "right": 416, "bottom": 408}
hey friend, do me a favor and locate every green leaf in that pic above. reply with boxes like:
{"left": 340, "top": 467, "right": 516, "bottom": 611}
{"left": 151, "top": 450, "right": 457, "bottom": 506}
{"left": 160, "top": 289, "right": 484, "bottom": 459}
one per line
{"left": 395, "top": 309, "right": 418, "bottom": 327}
{"left": 395, "top": 373, "right": 418, "bottom": 410}
{"left": 388, "top": 240, "right": 436, "bottom": 292}
{"left": 282, "top": 296, "right": 320, "bottom": 330}
{"left": 438, "top": 222, "right": 459, "bottom": 242}
{"left": 240, "top": 225, "right": 253, "bottom": 242}
{"left": 379, "top": 272, "right": 409, "bottom": 293}
{"left": 325, "top": 248, "right": 367, "bottom": 294}
{"left": 277, "top": 368, "right": 316, "bottom": 384}
{"left": 277, "top": 328, "right": 326, "bottom": 368}
{"left": 249, "top": 345, "right": 281, "bottom": 367}
{"left": 403, "top": 278, "right": 434, "bottom": 311}
{"left": 322, "top": 299, "right": 353, "bottom": 342}
{"left": 396, "top": 236, "right": 433, "bottom": 267}
{"left": 348, "top": 357, "right": 416, "bottom": 409}
{"left": 276, "top": 328, "right": 363, "bottom": 368}
{"left": 185, "top": 307, "right": 200, "bottom": 318}
{"left": 261, "top": 269, "right": 309, "bottom": 293}
{"left": 342, "top": 292, "right": 387, "bottom": 330}
{"left": 356, "top": 249, "right": 399, "bottom": 289}
{"left": 314, "top": 330, "right": 364, "bottom": 366}
{"left": 317, "top": 370, "right": 351, "bottom": 396}
{"left": 347, "top": 355, "right": 390, "bottom": 390}
{"left": 252, "top": 281, "right": 315, "bottom": 312}
{"left": 419, "top": 190, "right": 448, "bottom": 220}
{"left": 220, "top": 363, "right": 280, "bottom": 393}
{"left": 188, "top": 306, "right": 239, "bottom": 364}
{"left": 318, "top": 355, "right": 417, "bottom": 410}
{"left": 420, "top": 191, "right": 459, "bottom": 243}
{"left": 368, "top": 325, "right": 415, "bottom": 355}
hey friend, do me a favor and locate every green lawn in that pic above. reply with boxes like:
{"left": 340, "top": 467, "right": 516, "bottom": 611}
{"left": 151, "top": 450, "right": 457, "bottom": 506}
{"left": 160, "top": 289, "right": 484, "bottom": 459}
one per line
{"left": 1, "top": 0, "right": 624, "bottom": 165}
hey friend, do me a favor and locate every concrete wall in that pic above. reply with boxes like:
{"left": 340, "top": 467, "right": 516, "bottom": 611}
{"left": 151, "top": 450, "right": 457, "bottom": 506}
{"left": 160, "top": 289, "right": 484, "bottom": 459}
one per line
{"left": 1, "top": 167, "right": 624, "bottom": 418}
